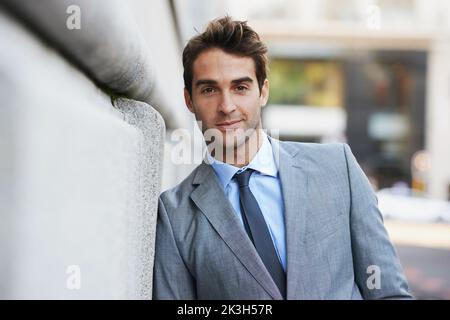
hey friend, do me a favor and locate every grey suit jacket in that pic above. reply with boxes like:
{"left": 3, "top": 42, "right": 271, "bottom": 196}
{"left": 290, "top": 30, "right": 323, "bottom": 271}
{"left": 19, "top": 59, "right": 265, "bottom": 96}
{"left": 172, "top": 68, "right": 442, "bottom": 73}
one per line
{"left": 153, "top": 139, "right": 412, "bottom": 299}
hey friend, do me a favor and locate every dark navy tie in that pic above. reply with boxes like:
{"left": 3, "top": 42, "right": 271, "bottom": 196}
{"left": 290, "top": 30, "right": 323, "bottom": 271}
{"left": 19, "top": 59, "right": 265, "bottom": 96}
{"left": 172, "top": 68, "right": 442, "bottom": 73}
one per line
{"left": 234, "top": 169, "right": 286, "bottom": 298}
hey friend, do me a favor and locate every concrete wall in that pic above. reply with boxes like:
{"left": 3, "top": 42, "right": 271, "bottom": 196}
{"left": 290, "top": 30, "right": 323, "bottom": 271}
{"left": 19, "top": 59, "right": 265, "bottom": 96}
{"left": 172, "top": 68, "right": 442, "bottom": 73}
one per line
{"left": 124, "top": 0, "right": 201, "bottom": 191}
{"left": 0, "top": 1, "right": 166, "bottom": 299}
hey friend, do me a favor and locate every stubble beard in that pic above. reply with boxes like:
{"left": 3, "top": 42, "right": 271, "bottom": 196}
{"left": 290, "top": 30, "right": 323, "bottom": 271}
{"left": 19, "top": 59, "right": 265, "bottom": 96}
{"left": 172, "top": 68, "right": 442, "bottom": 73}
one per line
{"left": 206, "top": 118, "right": 263, "bottom": 167}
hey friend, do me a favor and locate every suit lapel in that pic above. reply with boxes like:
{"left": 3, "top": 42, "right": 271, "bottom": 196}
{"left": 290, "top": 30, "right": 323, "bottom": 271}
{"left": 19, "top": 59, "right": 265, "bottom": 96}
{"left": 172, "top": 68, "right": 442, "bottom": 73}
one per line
{"left": 271, "top": 138, "right": 309, "bottom": 299}
{"left": 190, "top": 162, "right": 283, "bottom": 300}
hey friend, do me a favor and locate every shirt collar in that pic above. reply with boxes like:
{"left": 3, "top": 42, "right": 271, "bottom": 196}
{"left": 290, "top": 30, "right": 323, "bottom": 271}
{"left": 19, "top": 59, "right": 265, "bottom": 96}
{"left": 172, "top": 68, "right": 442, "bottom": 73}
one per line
{"left": 206, "top": 132, "right": 278, "bottom": 189}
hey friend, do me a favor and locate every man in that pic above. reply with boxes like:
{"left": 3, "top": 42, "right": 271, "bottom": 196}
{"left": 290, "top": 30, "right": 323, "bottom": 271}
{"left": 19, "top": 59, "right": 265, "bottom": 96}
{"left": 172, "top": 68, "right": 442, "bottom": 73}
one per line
{"left": 152, "top": 16, "right": 412, "bottom": 300}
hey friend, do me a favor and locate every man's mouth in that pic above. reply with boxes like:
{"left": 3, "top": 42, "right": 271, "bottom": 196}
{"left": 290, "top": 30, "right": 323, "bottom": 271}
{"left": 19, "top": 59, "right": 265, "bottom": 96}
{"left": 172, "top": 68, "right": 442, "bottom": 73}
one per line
{"left": 215, "top": 120, "right": 242, "bottom": 131}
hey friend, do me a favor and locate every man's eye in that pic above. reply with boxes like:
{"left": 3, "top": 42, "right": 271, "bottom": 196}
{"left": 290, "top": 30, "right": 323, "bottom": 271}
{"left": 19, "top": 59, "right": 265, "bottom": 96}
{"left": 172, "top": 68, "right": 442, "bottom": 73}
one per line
{"left": 235, "top": 85, "right": 248, "bottom": 92}
{"left": 201, "top": 87, "right": 216, "bottom": 94}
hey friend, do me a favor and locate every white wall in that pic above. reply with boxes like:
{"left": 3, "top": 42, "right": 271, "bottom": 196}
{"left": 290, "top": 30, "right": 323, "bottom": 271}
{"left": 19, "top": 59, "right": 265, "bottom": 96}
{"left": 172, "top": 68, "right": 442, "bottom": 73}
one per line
{"left": 426, "top": 39, "right": 450, "bottom": 200}
{"left": 0, "top": 8, "right": 164, "bottom": 299}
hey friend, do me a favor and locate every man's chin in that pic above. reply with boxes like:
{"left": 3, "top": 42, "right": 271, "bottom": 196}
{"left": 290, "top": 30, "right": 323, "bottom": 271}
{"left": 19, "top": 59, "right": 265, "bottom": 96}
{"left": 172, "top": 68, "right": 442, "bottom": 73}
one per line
{"left": 204, "top": 127, "right": 258, "bottom": 151}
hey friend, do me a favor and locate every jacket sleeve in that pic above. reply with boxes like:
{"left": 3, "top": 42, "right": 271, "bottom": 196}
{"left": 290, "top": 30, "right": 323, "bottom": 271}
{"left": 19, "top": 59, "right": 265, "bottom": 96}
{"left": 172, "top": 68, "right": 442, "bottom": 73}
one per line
{"left": 343, "top": 144, "right": 413, "bottom": 299}
{"left": 152, "top": 196, "right": 197, "bottom": 299}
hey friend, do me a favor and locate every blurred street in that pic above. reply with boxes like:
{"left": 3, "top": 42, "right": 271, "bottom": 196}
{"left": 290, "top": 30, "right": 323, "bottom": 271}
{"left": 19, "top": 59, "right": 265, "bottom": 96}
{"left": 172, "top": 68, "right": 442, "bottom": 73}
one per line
{"left": 385, "top": 221, "right": 450, "bottom": 299}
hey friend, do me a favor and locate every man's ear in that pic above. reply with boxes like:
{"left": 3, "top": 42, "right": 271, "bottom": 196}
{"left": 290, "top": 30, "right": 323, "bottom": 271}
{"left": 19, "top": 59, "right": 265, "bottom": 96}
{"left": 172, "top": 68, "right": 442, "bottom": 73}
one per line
{"left": 260, "top": 79, "right": 269, "bottom": 107}
{"left": 184, "top": 88, "right": 195, "bottom": 113}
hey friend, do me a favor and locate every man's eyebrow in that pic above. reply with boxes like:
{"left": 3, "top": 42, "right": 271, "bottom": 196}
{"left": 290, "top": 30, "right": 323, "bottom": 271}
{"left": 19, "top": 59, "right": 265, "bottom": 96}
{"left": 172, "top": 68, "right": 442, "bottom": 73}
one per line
{"left": 194, "top": 77, "right": 254, "bottom": 88}
{"left": 195, "top": 79, "right": 218, "bottom": 87}
{"left": 231, "top": 77, "right": 253, "bottom": 84}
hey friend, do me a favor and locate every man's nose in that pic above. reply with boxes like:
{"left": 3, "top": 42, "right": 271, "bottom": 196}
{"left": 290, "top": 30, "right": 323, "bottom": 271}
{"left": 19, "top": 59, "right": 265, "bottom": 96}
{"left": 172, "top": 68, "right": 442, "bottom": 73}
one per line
{"left": 218, "top": 91, "right": 236, "bottom": 114}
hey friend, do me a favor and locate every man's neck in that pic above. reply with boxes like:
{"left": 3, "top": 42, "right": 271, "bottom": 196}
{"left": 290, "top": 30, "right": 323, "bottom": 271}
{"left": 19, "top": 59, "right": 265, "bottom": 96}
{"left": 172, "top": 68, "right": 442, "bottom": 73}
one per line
{"left": 213, "top": 129, "right": 265, "bottom": 168}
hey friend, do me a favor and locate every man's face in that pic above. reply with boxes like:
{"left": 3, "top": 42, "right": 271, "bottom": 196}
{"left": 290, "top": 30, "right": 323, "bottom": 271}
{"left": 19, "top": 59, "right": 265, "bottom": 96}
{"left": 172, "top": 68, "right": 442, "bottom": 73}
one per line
{"left": 184, "top": 48, "right": 269, "bottom": 151}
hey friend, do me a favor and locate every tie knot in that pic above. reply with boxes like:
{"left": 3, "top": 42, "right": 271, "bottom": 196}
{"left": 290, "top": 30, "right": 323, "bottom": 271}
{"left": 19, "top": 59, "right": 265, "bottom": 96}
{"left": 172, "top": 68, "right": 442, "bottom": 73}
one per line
{"left": 234, "top": 169, "right": 254, "bottom": 187}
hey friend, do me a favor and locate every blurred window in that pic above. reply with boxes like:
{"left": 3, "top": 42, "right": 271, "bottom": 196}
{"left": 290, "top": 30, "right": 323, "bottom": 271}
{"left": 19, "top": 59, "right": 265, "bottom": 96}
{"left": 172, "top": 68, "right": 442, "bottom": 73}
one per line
{"left": 268, "top": 59, "right": 344, "bottom": 108}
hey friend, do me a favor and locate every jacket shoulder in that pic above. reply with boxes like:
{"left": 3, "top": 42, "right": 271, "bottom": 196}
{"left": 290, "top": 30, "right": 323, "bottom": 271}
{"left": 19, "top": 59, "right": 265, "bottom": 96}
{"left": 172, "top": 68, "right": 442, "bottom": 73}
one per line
{"left": 279, "top": 140, "right": 347, "bottom": 159}
{"left": 159, "top": 164, "right": 202, "bottom": 209}
{"left": 278, "top": 140, "right": 352, "bottom": 174}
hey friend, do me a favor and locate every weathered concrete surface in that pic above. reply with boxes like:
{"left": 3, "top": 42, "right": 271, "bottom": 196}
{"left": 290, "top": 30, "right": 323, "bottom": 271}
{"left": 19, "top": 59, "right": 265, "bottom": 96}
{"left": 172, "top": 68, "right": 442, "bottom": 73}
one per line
{"left": 1, "top": 0, "right": 155, "bottom": 104}
{"left": 0, "top": 9, "right": 164, "bottom": 299}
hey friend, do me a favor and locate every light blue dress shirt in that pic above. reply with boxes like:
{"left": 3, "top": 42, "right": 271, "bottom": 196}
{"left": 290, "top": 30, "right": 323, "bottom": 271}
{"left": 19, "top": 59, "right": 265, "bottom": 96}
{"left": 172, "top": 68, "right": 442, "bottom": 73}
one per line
{"left": 206, "top": 133, "right": 287, "bottom": 271}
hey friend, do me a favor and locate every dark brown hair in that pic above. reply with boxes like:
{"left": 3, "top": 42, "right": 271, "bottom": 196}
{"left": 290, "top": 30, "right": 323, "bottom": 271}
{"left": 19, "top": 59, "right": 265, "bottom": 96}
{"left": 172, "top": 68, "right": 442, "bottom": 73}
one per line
{"left": 182, "top": 16, "right": 268, "bottom": 96}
